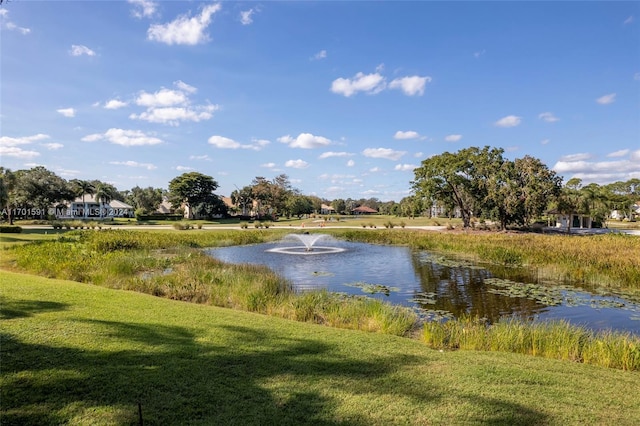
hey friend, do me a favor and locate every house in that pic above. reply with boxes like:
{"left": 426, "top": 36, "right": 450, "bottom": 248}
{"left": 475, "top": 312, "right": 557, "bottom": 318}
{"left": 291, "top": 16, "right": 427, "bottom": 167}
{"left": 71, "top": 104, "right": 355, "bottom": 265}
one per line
{"left": 320, "top": 204, "right": 336, "bottom": 215}
{"left": 352, "top": 205, "right": 378, "bottom": 215}
{"left": 547, "top": 209, "right": 594, "bottom": 229}
{"left": 56, "top": 194, "right": 134, "bottom": 219}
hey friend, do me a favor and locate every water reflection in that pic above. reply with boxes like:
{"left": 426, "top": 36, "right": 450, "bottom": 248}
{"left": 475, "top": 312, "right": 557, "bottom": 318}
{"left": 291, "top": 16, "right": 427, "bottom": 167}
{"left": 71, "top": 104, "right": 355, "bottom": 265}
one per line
{"left": 207, "top": 239, "right": 639, "bottom": 334}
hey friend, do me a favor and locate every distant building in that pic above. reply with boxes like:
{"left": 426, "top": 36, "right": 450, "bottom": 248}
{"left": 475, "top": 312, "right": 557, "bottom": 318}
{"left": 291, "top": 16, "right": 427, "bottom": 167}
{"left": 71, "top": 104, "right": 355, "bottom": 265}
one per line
{"left": 352, "top": 205, "right": 378, "bottom": 215}
{"left": 56, "top": 194, "right": 134, "bottom": 218}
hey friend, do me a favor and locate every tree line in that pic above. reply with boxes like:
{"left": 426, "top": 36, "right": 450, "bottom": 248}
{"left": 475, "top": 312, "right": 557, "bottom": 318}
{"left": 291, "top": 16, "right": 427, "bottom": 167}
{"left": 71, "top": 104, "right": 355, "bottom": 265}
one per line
{"left": 2, "top": 147, "right": 639, "bottom": 227}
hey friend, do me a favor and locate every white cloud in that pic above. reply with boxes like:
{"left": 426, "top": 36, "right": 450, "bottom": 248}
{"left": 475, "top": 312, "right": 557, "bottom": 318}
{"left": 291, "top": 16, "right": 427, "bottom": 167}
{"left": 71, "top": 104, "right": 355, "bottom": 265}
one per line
{"left": 190, "top": 154, "right": 211, "bottom": 161}
{"left": 135, "top": 88, "right": 188, "bottom": 107}
{"left": 56, "top": 168, "right": 81, "bottom": 177}
{"left": 174, "top": 80, "right": 197, "bottom": 94}
{"left": 347, "top": 160, "right": 355, "bottom": 167}
{"left": 0, "top": 146, "right": 40, "bottom": 159}
{"left": 261, "top": 162, "right": 277, "bottom": 168}
{"left": 331, "top": 72, "right": 386, "bottom": 97}
{"left": 596, "top": 93, "right": 616, "bottom": 105}
{"left": 82, "top": 128, "right": 163, "bottom": 146}
{"left": 538, "top": 112, "right": 559, "bottom": 123}
{"left": 0, "top": 134, "right": 50, "bottom": 147}
{"left": 278, "top": 133, "right": 332, "bottom": 149}
{"left": 109, "top": 160, "right": 157, "bottom": 170}
{"left": 607, "top": 149, "right": 630, "bottom": 158}
{"left": 414, "top": 152, "right": 424, "bottom": 158}
{"left": 147, "top": 3, "right": 222, "bottom": 45}
{"left": 553, "top": 150, "right": 640, "bottom": 182}
{"left": 494, "top": 115, "right": 522, "bottom": 128}
{"left": 624, "top": 16, "right": 634, "bottom": 25}
{"left": 208, "top": 135, "right": 241, "bottom": 149}
{"left": 559, "top": 153, "right": 593, "bottom": 162}
{"left": 57, "top": 108, "right": 75, "bottom": 118}
{"left": 369, "top": 167, "right": 381, "bottom": 173}
{"left": 129, "top": 0, "right": 157, "bottom": 19}
{"left": 394, "top": 130, "right": 420, "bottom": 140}
{"left": 104, "top": 99, "right": 128, "bottom": 110}
{"left": 175, "top": 165, "right": 194, "bottom": 171}
{"left": 285, "top": 159, "right": 309, "bottom": 169}
{"left": 312, "top": 50, "right": 327, "bottom": 60}
{"left": 240, "top": 8, "right": 257, "bottom": 25}
{"left": 389, "top": 76, "right": 431, "bottom": 96}
{"left": 473, "top": 49, "right": 486, "bottom": 58}
{"left": 444, "top": 134, "right": 462, "bottom": 142}
{"left": 69, "top": 45, "right": 96, "bottom": 57}
{"left": 130, "top": 105, "right": 218, "bottom": 125}
{"left": 394, "top": 164, "right": 416, "bottom": 172}
{"left": 362, "top": 148, "right": 406, "bottom": 161}
{"left": 0, "top": 10, "right": 31, "bottom": 34}
{"left": 318, "top": 151, "right": 354, "bottom": 159}
{"left": 43, "top": 143, "right": 64, "bottom": 150}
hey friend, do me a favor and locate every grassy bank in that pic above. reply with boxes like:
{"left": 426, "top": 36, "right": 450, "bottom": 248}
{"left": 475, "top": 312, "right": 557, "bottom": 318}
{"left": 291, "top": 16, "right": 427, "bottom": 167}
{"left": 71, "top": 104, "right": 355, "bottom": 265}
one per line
{"left": 2, "top": 271, "right": 639, "bottom": 425}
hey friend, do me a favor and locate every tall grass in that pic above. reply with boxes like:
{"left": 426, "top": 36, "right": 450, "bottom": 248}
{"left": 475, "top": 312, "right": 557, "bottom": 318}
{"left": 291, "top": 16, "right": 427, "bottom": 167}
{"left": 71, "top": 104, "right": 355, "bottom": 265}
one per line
{"left": 5, "top": 230, "right": 417, "bottom": 337}
{"left": 422, "top": 317, "right": 640, "bottom": 371}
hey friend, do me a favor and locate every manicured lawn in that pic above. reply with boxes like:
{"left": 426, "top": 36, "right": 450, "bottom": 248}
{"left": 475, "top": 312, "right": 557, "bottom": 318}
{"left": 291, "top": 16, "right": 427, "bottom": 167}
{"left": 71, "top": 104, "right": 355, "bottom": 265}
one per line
{"left": 2, "top": 271, "right": 639, "bottom": 425}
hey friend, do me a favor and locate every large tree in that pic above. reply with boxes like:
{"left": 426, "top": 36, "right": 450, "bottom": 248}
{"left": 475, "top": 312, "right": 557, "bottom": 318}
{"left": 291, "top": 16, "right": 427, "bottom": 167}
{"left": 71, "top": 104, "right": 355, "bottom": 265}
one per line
{"left": 168, "top": 172, "right": 222, "bottom": 219}
{"left": 230, "top": 185, "right": 254, "bottom": 217}
{"left": 0, "top": 167, "right": 18, "bottom": 224}
{"left": 125, "top": 186, "right": 163, "bottom": 215}
{"left": 13, "top": 167, "right": 75, "bottom": 219}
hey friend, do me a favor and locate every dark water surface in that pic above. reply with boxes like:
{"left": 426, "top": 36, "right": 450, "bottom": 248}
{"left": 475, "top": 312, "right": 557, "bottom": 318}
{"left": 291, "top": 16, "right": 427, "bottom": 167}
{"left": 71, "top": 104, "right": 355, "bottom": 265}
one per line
{"left": 207, "top": 237, "right": 640, "bottom": 334}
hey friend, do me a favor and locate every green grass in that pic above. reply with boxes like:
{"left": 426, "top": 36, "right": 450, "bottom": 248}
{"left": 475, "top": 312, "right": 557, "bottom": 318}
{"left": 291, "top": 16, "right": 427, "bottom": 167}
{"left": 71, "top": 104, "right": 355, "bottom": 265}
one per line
{"left": 2, "top": 271, "right": 640, "bottom": 426}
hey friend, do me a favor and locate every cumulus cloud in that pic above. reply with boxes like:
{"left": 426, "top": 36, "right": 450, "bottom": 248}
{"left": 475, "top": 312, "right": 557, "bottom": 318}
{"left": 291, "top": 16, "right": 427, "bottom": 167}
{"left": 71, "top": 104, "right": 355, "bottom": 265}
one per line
{"left": 261, "top": 162, "right": 277, "bottom": 168}
{"left": 190, "top": 154, "right": 211, "bottom": 161}
{"left": 389, "top": 76, "right": 431, "bottom": 96}
{"left": 596, "top": 93, "right": 616, "bottom": 105}
{"left": 104, "top": 99, "right": 128, "bottom": 109}
{"left": 57, "top": 108, "right": 75, "bottom": 117}
{"left": 285, "top": 159, "right": 309, "bottom": 169}
{"left": 131, "top": 105, "right": 218, "bottom": 126}
{"left": 394, "top": 131, "right": 420, "bottom": 140}
{"left": 318, "top": 151, "right": 354, "bottom": 159}
{"left": 69, "top": 45, "right": 96, "bottom": 56}
{"left": 208, "top": 135, "right": 269, "bottom": 150}
{"left": 445, "top": 134, "right": 462, "bottom": 142}
{"left": 553, "top": 150, "right": 640, "bottom": 182}
{"left": 559, "top": 153, "right": 593, "bottom": 162}
{"left": 347, "top": 160, "right": 355, "bottom": 167}
{"left": 330, "top": 72, "right": 386, "bottom": 97}
{"left": 174, "top": 80, "right": 197, "bottom": 94}
{"left": 538, "top": 112, "right": 559, "bottom": 123}
{"left": 394, "top": 164, "right": 416, "bottom": 171}
{"left": 129, "top": 0, "right": 157, "bottom": 19}
{"left": 135, "top": 88, "right": 188, "bottom": 107}
{"left": 362, "top": 148, "right": 406, "bottom": 161}
{"left": 0, "top": 134, "right": 46, "bottom": 158}
{"left": 0, "top": 146, "right": 40, "bottom": 159}
{"left": 175, "top": 165, "right": 194, "bottom": 171}
{"left": 81, "top": 128, "right": 163, "bottom": 146}
{"left": 109, "top": 160, "right": 157, "bottom": 170}
{"left": 278, "top": 133, "right": 332, "bottom": 149}
{"left": 607, "top": 149, "right": 630, "bottom": 158}
{"left": 148, "top": 3, "right": 221, "bottom": 45}
{"left": 494, "top": 115, "right": 522, "bottom": 128}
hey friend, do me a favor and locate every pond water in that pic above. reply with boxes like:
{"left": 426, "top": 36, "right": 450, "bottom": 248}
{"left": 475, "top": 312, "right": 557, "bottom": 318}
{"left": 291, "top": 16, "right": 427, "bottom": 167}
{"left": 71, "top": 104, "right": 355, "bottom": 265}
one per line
{"left": 207, "top": 236, "right": 640, "bottom": 334}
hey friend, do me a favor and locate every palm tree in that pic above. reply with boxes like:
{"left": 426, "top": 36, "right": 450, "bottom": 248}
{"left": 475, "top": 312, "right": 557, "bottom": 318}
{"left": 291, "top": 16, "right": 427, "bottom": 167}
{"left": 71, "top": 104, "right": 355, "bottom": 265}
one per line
{"left": 94, "top": 183, "right": 117, "bottom": 219}
{"left": 71, "top": 179, "right": 95, "bottom": 218}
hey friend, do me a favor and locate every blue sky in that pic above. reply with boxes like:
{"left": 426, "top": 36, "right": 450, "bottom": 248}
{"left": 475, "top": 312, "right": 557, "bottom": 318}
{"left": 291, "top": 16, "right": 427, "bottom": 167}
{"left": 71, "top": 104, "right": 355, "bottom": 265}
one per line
{"left": 1, "top": 1, "right": 639, "bottom": 202}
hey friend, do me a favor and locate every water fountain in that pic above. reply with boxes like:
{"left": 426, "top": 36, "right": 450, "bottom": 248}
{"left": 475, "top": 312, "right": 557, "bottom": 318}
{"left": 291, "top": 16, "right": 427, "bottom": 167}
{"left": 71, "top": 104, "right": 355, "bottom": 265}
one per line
{"left": 266, "top": 233, "right": 346, "bottom": 255}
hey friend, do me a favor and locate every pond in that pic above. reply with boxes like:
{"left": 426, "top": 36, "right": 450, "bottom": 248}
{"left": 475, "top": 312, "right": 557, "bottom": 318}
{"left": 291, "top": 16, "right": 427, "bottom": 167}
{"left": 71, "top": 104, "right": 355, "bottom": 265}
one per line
{"left": 207, "top": 235, "right": 640, "bottom": 334}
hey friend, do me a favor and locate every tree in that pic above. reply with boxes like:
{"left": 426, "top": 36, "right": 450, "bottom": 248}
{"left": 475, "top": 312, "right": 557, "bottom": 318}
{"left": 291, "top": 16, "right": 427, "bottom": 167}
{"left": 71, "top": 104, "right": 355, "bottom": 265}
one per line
{"left": 0, "top": 167, "right": 18, "bottom": 224}
{"left": 168, "top": 172, "right": 220, "bottom": 219}
{"left": 230, "top": 186, "right": 254, "bottom": 217}
{"left": 286, "top": 194, "right": 314, "bottom": 218}
{"left": 94, "top": 182, "right": 118, "bottom": 219}
{"left": 126, "top": 186, "right": 163, "bottom": 215}
{"left": 250, "top": 174, "right": 294, "bottom": 219}
{"left": 331, "top": 199, "right": 346, "bottom": 215}
{"left": 13, "top": 167, "right": 75, "bottom": 219}
{"left": 70, "top": 179, "right": 96, "bottom": 218}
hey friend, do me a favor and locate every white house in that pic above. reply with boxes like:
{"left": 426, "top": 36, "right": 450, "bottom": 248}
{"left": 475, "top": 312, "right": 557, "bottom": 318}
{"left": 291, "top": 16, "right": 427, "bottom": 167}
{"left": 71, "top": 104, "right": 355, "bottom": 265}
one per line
{"left": 547, "top": 210, "right": 593, "bottom": 229}
{"left": 56, "top": 195, "right": 134, "bottom": 219}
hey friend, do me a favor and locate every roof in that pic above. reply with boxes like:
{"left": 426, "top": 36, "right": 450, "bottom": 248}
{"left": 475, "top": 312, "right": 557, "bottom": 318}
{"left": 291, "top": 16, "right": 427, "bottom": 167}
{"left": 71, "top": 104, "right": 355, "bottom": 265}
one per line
{"left": 352, "top": 206, "right": 378, "bottom": 213}
{"left": 109, "top": 200, "right": 133, "bottom": 209}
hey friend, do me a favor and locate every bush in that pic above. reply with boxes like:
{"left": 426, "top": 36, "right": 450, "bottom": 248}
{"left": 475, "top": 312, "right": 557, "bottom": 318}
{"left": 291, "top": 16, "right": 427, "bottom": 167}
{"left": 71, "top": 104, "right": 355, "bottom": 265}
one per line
{"left": 0, "top": 225, "right": 22, "bottom": 233}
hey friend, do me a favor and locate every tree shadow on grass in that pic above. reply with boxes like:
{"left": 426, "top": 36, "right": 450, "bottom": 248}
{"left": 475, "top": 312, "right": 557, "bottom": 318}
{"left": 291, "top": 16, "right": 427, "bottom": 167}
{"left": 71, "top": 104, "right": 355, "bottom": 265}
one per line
{"left": 0, "top": 297, "right": 69, "bottom": 319}
{"left": 1, "top": 319, "right": 550, "bottom": 425}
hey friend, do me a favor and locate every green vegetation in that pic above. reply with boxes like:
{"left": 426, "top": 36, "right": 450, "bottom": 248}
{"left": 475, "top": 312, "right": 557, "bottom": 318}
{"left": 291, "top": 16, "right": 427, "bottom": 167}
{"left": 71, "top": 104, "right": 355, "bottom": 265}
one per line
{"left": 2, "top": 272, "right": 640, "bottom": 425}
{"left": 423, "top": 317, "right": 640, "bottom": 371}
{"left": 0, "top": 225, "right": 22, "bottom": 233}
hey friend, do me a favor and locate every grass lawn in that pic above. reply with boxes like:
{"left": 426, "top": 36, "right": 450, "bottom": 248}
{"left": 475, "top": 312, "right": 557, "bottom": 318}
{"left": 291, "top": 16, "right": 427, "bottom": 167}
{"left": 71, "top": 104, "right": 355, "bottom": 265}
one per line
{"left": 2, "top": 270, "right": 639, "bottom": 425}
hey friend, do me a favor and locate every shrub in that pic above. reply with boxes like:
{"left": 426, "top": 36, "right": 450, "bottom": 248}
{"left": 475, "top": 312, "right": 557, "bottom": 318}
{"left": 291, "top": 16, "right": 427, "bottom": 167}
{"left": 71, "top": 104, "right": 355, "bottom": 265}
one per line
{"left": 0, "top": 225, "right": 22, "bottom": 233}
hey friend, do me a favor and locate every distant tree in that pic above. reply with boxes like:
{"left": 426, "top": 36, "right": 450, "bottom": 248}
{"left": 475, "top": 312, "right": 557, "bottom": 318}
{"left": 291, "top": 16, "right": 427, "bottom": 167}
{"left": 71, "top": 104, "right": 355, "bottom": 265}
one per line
{"left": 230, "top": 185, "right": 254, "bottom": 217}
{"left": 126, "top": 186, "right": 163, "bottom": 214}
{"left": 168, "top": 172, "right": 220, "bottom": 219}
{"left": 13, "top": 167, "right": 75, "bottom": 219}
{"left": 0, "top": 167, "right": 18, "bottom": 224}
{"left": 70, "top": 179, "right": 95, "bottom": 203}
{"left": 94, "top": 182, "right": 118, "bottom": 218}
{"left": 332, "top": 199, "right": 346, "bottom": 215}
{"left": 286, "top": 194, "right": 314, "bottom": 218}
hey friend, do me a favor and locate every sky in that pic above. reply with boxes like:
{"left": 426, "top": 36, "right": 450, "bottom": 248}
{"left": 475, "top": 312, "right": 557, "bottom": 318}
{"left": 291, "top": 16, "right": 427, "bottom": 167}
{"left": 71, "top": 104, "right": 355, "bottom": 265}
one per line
{"left": 1, "top": 1, "right": 639, "bottom": 202}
